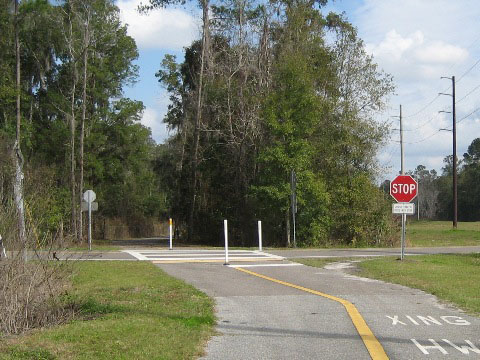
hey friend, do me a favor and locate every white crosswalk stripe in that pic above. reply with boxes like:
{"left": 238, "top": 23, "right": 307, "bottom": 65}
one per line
{"left": 122, "top": 249, "right": 284, "bottom": 263}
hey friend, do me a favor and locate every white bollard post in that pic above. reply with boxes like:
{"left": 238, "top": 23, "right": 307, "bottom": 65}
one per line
{"left": 169, "top": 218, "right": 173, "bottom": 250}
{"left": 258, "top": 220, "right": 262, "bottom": 252}
{"left": 224, "top": 219, "right": 229, "bottom": 265}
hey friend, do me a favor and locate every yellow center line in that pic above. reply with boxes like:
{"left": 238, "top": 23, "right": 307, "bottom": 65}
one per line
{"left": 234, "top": 267, "right": 388, "bottom": 360}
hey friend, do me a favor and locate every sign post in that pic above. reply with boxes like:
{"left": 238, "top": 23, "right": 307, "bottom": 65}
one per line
{"left": 83, "top": 190, "right": 96, "bottom": 251}
{"left": 390, "top": 175, "right": 418, "bottom": 260}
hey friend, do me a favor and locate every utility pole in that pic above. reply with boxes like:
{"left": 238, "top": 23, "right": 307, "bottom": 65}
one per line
{"left": 391, "top": 105, "right": 406, "bottom": 260}
{"left": 399, "top": 105, "right": 406, "bottom": 260}
{"left": 440, "top": 76, "right": 457, "bottom": 229}
{"left": 400, "top": 105, "right": 404, "bottom": 174}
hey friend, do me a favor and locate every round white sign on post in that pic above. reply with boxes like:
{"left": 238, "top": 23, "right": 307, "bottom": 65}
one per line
{"left": 83, "top": 190, "right": 96, "bottom": 203}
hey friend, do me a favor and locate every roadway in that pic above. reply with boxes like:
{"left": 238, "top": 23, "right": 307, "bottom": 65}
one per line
{"left": 50, "top": 244, "right": 480, "bottom": 261}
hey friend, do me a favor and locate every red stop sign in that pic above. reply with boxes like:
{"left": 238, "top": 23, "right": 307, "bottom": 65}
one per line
{"left": 390, "top": 175, "right": 418, "bottom": 203}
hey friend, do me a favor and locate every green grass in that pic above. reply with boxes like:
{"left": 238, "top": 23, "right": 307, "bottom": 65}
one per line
{"left": 407, "top": 221, "right": 480, "bottom": 247}
{"left": 0, "top": 262, "right": 215, "bottom": 360}
{"left": 358, "top": 254, "right": 480, "bottom": 314}
{"left": 66, "top": 239, "right": 120, "bottom": 251}
{"left": 296, "top": 254, "right": 480, "bottom": 315}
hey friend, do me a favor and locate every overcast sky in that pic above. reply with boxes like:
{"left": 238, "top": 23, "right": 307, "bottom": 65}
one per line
{"left": 118, "top": 0, "right": 480, "bottom": 181}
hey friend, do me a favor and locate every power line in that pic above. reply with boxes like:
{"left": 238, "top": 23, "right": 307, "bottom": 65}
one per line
{"left": 391, "top": 128, "right": 444, "bottom": 145}
{"left": 455, "top": 83, "right": 480, "bottom": 104}
{"left": 398, "top": 100, "right": 452, "bottom": 132}
{"left": 460, "top": 32, "right": 480, "bottom": 58}
{"left": 402, "top": 40, "right": 480, "bottom": 118}
{"left": 393, "top": 105, "right": 480, "bottom": 145}
{"left": 379, "top": 145, "right": 399, "bottom": 170}
{"left": 456, "top": 57, "right": 480, "bottom": 84}
{"left": 401, "top": 108, "right": 449, "bottom": 132}
{"left": 457, "top": 105, "right": 480, "bottom": 124}
{"left": 402, "top": 91, "right": 446, "bottom": 118}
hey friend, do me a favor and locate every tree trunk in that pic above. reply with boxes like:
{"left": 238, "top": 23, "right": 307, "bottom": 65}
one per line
{"left": 78, "top": 19, "right": 89, "bottom": 243}
{"left": 187, "top": 0, "right": 209, "bottom": 242}
{"left": 67, "top": 8, "right": 78, "bottom": 240}
{"left": 14, "top": 0, "right": 26, "bottom": 258}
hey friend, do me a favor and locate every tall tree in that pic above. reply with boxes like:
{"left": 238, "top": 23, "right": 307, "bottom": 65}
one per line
{"left": 142, "top": 0, "right": 212, "bottom": 242}
{"left": 408, "top": 165, "right": 438, "bottom": 219}
{"left": 62, "top": 0, "right": 80, "bottom": 238}
{"left": 77, "top": 0, "right": 91, "bottom": 242}
{"left": 157, "top": 0, "right": 395, "bottom": 246}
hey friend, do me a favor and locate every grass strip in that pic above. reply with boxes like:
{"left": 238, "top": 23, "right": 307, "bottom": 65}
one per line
{"left": 0, "top": 261, "right": 215, "bottom": 360}
{"left": 297, "top": 254, "right": 480, "bottom": 315}
{"left": 407, "top": 221, "right": 480, "bottom": 247}
{"left": 357, "top": 254, "right": 480, "bottom": 315}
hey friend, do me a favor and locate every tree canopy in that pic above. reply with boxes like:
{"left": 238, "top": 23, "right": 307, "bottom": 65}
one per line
{"left": 155, "top": 0, "right": 396, "bottom": 246}
{"left": 0, "top": 0, "right": 165, "bottom": 243}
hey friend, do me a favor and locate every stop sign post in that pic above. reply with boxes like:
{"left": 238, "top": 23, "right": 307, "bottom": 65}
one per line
{"left": 390, "top": 175, "right": 418, "bottom": 203}
{"left": 83, "top": 190, "right": 96, "bottom": 251}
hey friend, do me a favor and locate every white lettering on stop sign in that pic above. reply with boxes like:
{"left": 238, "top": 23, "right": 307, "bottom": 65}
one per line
{"left": 393, "top": 184, "right": 416, "bottom": 194}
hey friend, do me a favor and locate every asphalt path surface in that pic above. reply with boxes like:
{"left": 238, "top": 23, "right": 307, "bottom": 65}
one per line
{"left": 53, "top": 245, "right": 480, "bottom": 359}
{"left": 151, "top": 246, "right": 480, "bottom": 360}
{"left": 154, "top": 257, "right": 480, "bottom": 359}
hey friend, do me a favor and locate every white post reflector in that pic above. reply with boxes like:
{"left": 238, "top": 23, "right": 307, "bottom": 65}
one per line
{"left": 169, "top": 218, "right": 173, "bottom": 250}
{"left": 258, "top": 220, "right": 262, "bottom": 251}
{"left": 224, "top": 220, "right": 229, "bottom": 265}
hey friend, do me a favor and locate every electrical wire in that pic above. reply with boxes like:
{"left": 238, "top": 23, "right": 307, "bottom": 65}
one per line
{"left": 457, "top": 105, "right": 480, "bottom": 124}
{"left": 455, "top": 83, "right": 480, "bottom": 104}
{"left": 401, "top": 109, "right": 448, "bottom": 132}
{"left": 403, "top": 129, "right": 445, "bottom": 144}
{"left": 401, "top": 35, "right": 480, "bottom": 118}
{"left": 456, "top": 57, "right": 480, "bottom": 84}
{"left": 402, "top": 91, "right": 446, "bottom": 119}
{"left": 396, "top": 105, "right": 480, "bottom": 145}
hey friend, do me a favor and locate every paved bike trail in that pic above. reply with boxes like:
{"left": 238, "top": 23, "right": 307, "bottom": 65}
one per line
{"left": 155, "top": 260, "right": 480, "bottom": 359}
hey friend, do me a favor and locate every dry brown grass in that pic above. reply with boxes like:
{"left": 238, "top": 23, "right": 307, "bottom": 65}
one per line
{"left": 0, "top": 256, "right": 73, "bottom": 335}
